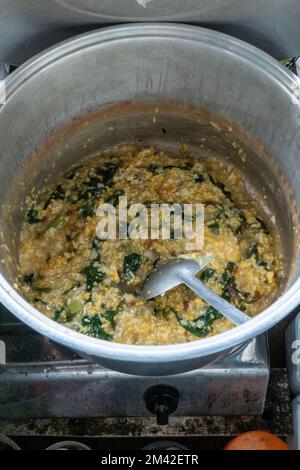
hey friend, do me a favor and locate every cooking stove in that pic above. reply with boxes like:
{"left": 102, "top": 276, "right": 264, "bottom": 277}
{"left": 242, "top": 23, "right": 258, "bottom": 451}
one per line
{"left": 0, "top": 305, "right": 270, "bottom": 421}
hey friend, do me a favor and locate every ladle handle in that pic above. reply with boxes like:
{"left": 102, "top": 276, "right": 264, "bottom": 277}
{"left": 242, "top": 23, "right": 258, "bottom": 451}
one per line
{"left": 178, "top": 271, "right": 250, "bottom": 326}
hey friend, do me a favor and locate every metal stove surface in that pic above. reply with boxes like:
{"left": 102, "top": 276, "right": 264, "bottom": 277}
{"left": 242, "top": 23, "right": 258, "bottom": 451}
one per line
{"left": 0, "top": 305, "right": 269, "bottom": 420}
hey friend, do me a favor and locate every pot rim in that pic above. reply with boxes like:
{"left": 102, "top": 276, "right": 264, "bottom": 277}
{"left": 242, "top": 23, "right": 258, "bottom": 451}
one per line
{"left": 1, "top": 23, "right": 300, "bottom": 365}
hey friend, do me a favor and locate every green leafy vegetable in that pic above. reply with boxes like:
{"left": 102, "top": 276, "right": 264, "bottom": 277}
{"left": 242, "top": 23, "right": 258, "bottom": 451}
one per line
{"left": 81, "top": 314, "right": 112, "bottom": 340}
{"left": 53, "top": 306, "right": 77, "bottom": 323}
{"left": 152, "top": 305, "right": 222, "bottom": 337}
{"left": 220, "top": 262, "right": 248, "bottom": 303}
{"left": 246, "top": 244, "right": 260, "bottom": 262}
{"left": 258, "top": 219, "right": 269, "bottom": 234}
{"left": 148, "top": 163, "right": 193, "bottom": 173}
{"left": 44, "top": 185, "right": 65, "bottom": 210}
{"left": 27, "top": 207, "right": 42, "bottom": 224}
{"left": 163, "top": 163, "right": 193, "bottom": 171}
{"left": 176, "top": 306, "right": 222, "bottom": 337}
{"left": 221, "top": 262, "right": 236, "bottom": 300}
{"left": 147, "top": 164, "right": 158, "bottom": 173}
{"left": 207, "top": 172, "right": 233, "bottom": 200}
{"left": 222, "top": 262, "right": 235, "bottom": 286}
{"left": 83, "top": 263, "right": 105, "bottom": 292}
{"left": 249, "top": 217, "right": 269, "bottom": 234}
{"left": 53, "top": 307, "right": 64, "bottom": 321}
{"left": 105, "top": 189, "right": 125, "bottom": 207}
{"left": 53, "top": 296, "right": 83, "bottom": 323}
{"left": 79, "top": 176, "right": 104, "bottom": 201}
{"left": 207, "top": 220, "right": 220, "bottom": 234}
{"left": 92, "top": 237, "right": 104, "bottom": 251}
{"left": 153, "top": 305, "right": 173, "bottom": 318}
{"left": 258, "top": 260, "right": 268, "bottom": 268}
{"left": 227, "top": 209, "right": 246, "bottom": 235}
{"left": 214, "top": 180, "right": 232, "bottom": 200}
{"left": 200, "top": 268, "right": 216, "bottom": 282}
{"left": 95, "top": 162, "right": 118, "bottom": 186}
{"left": 123, "top": 253, "right": 142, "bottom": 278}
{"left": 23, "top": 273, "right": 35, "bottom": 285}
{"left": 195, "top": 174, "right": 205, "bottom": 183}
{"left": 102, "top": 309, "right": 117, "bottom": 329}
{"left": 80, "top": 202, "right": 94, "bottom": 218}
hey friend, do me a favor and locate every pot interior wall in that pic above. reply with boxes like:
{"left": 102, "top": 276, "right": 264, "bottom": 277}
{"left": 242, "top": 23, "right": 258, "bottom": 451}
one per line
{"left": 0, "top": 100, "right": 296, "bottom": 295}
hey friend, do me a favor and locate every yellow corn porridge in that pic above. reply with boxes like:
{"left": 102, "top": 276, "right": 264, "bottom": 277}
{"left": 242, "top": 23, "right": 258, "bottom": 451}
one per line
{"left": 17, "top": 145, "right": 282, "bottom": 345}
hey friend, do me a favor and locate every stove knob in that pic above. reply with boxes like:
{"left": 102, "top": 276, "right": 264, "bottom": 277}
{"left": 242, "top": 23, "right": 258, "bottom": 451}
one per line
{"left": 144, "top": 385, "right": 179, "bottom": 425}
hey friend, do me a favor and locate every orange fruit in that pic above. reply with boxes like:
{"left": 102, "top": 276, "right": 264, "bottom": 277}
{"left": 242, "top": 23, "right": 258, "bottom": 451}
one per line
{"left": 224, "top": 431, "right": 289, "bottom": 450}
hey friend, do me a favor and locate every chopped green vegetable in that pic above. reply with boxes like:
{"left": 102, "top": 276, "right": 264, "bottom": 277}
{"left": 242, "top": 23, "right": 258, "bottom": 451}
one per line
{"left": 208, "top": 220, "right": 220, "bottom": 234}
{"left": 148, "top": 163, "right": 193, "bottom": 173}
{"left": 83, "top": 263, "right": 105, "bottom": 292}
{"left": 81, "top": 314, "right": 112, "bottom": 340}
{"left": 258, "top": 260, "right": 268, "bottom": 268}
{"left": 163, "top": 163, "right": 193, "bottom": 171}
{"left": 23, "top": 273, "right": 35, "bottom": 285}
{"left": 200, "top": 268, "right": 215, "bottom": 282}
{"left": 102, "top": 309, "right": 117, "bottom": 329}
{"left": 27, "top": 207, "right": 42, "bottom": 224}
{"left": 80, "top": 202, "right": 94, "bottom": 218}
{"left": 44, "top": 185, "right": 65, "bottom": 210}
{"left": 152, "top": 304, "right": 222, "bottom": 337}
{"left": 105, "top": 189, "right": 125, "bottom": 207}
{"left": 147, "top": 164, "right": 158, "bottom": 173}
{"left": 222, "top": 262, "right": 236, "bottom": 286}
{"left": 249, "top": 218, "right": 270, "bottom": 234}
{"left": 91, "top": 237, "right": 102, "bottom": 263}
{"left": 74, "top": 172, "right": 106, "bottom": 203}
{"left": 79, "top": 175, "right": 104, "bottom": 201}
{"left": 246, "top": 244, "right": 260, "bottom": 262}
{"left": 92, "top": 237, "right": 104, "bottom": 251}
{"left": 153, "top": 305, "right": 173, "bottom": 319}
{"left": 123, "top": 253, "right": 142, "bottom": 278}
{"left": 195, "top": 174, "right": 205, "bottom": 183}
{"left": 53, "top": 306, "right": 64, "bottom": 321}
{"left": 53, "top": 302, "right": 80, "bottom": 323}
{"left": 176, "top": 306, "right": 222, "bottom": 337}
{"left": 226, "top": 261, "right": 235, "bottom": 273}
{"left": 95, "top": 162, "right": 118, "bottom": 186}
{"left": 214, "top": 180, "right": 232, "bottom": 200}
{"left": 227, "top": 209, "right": 246, "bottom": 235}
{"left": 248, "top": 247, "right": 269, "bottom": 268}
{"left": 221, "top": 262, "right": 236, "bottom": 300}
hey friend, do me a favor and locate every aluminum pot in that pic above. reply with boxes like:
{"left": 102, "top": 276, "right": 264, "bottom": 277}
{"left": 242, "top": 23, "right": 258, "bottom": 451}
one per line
{"left": 0, "top": 24, "right": 300, "bottom": 376}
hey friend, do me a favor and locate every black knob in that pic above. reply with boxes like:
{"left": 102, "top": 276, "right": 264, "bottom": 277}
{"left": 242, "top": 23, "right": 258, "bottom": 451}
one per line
{"left": 144, "top": 385, "right": 179, "bottom": 425}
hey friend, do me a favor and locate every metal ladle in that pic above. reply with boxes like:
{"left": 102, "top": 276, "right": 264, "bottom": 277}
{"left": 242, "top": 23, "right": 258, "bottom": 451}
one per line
{"left": 141, "top": 258, "right": 250, "bottom": 326}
